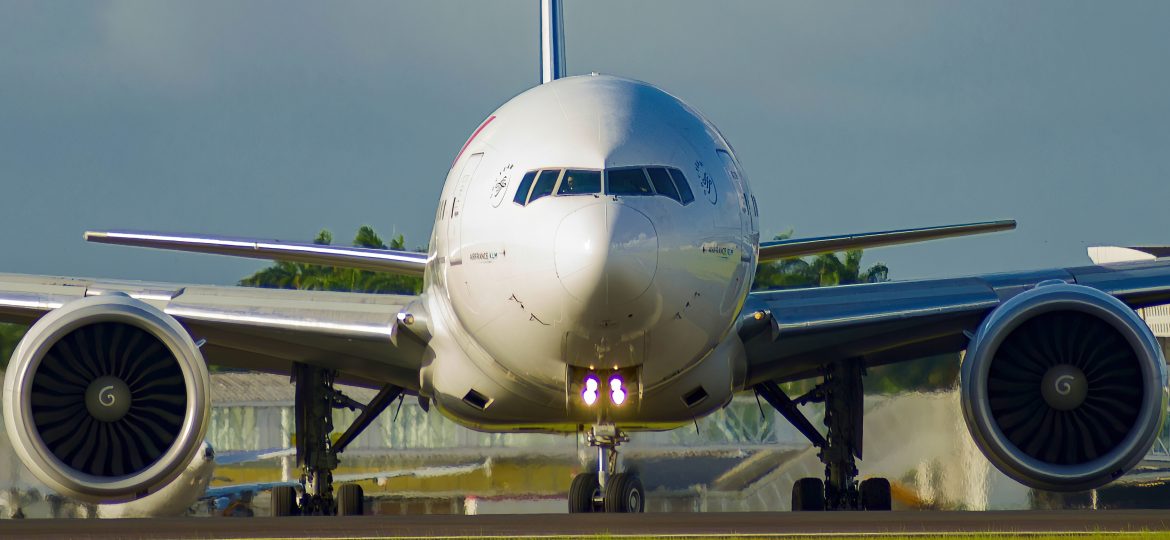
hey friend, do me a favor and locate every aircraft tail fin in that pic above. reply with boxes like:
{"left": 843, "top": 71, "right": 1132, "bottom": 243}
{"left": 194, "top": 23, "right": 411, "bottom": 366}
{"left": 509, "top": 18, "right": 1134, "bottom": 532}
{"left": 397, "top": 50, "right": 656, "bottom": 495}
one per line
{"left": 540, "top": 0, "right": 566, "bottom": 84}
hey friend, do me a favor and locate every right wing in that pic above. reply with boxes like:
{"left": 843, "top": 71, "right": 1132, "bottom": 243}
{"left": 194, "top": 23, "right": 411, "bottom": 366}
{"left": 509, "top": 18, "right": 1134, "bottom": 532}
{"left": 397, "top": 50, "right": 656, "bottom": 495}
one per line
{"left": 739, "top": 259, "right": 1170, "bottom": 386}
{"left": 0, "top": 273, "right": 428, "bottom": 390}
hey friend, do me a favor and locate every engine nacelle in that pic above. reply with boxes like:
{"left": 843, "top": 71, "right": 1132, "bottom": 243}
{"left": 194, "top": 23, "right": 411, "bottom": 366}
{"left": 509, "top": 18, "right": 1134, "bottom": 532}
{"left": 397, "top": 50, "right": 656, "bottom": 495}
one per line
{"left": 961, "top": 281, "right": 1168, "bottom": 492}
{"left": 3, "top": 294, "right": 210, "bottom": 503}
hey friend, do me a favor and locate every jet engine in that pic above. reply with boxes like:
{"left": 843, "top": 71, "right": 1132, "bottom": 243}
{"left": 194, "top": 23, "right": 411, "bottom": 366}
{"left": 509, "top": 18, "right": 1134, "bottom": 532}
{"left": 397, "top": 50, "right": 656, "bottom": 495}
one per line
{"left": 961, "top": 281, "right": 1168, "bottom": 492}
{"left": 3, "top": 294, "right": 210, "bottom": 503}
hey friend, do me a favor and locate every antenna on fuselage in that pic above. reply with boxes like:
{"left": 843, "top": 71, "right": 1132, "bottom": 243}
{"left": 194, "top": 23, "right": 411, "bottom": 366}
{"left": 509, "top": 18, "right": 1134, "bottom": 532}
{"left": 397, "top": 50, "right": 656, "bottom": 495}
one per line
{"left": 540, "top": 0, "right": 566, "bottom": 84}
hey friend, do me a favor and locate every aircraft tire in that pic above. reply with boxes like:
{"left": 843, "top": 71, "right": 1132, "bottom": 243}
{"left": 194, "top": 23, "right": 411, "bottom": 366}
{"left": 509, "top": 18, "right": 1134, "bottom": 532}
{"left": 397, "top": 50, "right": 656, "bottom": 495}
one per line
{"left": 271, "top": 485, "right": 298, "bottom": 517}
{"left": 568, "top": 473, "right": 600, "bottom": 513}
{"left": 791, "top": 477, "right": 825, "bottom": 511}
{"left": 860, "top": 478, "right": 892, "bottom": 511}
{"left": 337, "top": 483, "right": 364, "bottom": 516}
{"left": 603, "top": 473, "right": 644, "bottom": 513}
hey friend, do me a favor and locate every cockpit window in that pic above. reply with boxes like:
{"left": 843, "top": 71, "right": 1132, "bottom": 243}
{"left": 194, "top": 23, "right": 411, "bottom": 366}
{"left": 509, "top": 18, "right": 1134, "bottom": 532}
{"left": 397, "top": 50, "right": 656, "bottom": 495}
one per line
{"left": 512, "top": 166, "right": 696, "bottom": 206}
{"left": 646, "top": 167, "right": 681, "bottom": 203}
{"left": 606, "top": 168, "right": 653, "bottom": 196}
{"left": 528, "top": 169, "right": 561, "bottom": 203}
{"left": 557, "top": 169, "right": 601, "bottom": 196}
{"left": 668, "top": 168, "right": 695, "bottom": 205}
{"left": 513, "top": 171, "right": 537, "bottom": 205}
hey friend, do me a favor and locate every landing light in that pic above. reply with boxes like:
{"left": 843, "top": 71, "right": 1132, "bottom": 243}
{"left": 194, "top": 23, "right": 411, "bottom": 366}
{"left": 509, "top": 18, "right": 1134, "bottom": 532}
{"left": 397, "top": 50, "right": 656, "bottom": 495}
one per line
{"left": 610, "top": 376, "right": 626, "bottom": 406}
{"left": 583, "top": 375, "right": 600, "bottom": 406}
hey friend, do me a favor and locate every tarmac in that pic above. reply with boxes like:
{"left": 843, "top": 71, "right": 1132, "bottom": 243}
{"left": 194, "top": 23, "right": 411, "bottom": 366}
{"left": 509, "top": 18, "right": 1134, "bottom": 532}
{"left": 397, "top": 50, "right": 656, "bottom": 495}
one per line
{"left": 3, "top": 510, "right": 1170, "bottom": 539}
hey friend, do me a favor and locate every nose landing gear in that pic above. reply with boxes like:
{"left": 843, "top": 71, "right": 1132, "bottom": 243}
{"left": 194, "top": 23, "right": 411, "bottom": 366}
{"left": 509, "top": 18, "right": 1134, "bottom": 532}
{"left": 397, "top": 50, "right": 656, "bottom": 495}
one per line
{"left": 568, "top": 424, "right": 644, "bottom": 513}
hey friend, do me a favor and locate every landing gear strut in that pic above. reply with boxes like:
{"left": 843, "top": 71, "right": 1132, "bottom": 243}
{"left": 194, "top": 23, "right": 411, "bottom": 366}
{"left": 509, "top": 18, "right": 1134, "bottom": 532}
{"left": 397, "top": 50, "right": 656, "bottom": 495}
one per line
{"left": 295, "top": 363, "right": 341, "bottom": 515}
{"left": 756, "top": 358, "right": 891, "bottom": 511}
{"left": 277, "top": 363, "right": 403, "bottom": 516}
{"left": 568, "top": 424, "right": 644, "bottom": 513}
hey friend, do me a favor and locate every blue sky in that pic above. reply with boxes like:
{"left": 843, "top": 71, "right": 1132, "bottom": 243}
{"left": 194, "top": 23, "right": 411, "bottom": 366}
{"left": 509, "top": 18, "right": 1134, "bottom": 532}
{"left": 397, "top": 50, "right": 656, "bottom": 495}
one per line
{"left": 1, "top": 1, "right": 1167, "bottom": 285}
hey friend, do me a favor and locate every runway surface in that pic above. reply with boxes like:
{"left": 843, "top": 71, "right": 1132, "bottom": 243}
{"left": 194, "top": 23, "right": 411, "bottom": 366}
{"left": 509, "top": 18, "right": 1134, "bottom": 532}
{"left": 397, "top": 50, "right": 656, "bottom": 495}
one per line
{"left": 4, "top": 510, "right": 1170, "bottom": 539}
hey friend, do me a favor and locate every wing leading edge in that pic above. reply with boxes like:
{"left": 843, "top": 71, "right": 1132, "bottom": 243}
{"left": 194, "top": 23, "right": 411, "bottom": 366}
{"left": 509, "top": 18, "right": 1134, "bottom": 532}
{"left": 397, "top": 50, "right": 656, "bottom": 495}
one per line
{"left": 85, "top": 230, "right": 429, "bottom": 277}
{"left": 739, "top": 259, "right": 1170, "bottom": 387}
{"left": 758, "top": 220, "right": 1015, "bottom": 262}
{"left": 0, "top": 273, "right": 427, "bottom": 390}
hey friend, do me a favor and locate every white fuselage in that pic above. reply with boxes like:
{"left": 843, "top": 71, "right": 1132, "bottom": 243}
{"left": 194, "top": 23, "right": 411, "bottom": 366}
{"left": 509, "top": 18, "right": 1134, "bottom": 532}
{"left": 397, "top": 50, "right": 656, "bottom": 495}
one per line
{"left": 419, "top": 75, "right": 759, "bottom": 432}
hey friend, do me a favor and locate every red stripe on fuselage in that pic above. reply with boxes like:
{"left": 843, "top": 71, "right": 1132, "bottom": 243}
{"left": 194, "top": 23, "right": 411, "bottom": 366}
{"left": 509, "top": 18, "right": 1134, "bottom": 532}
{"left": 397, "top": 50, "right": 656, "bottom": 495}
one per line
{"left": 452, "top": 115, "right": 496, "bottom": 167}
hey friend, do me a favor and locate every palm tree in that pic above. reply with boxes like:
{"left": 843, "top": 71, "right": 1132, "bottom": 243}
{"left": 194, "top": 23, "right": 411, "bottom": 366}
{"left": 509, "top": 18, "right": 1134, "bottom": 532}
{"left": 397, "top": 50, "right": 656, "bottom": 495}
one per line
{"left": 809, "top": 249, "right": 889, "bottom": 287}
{"left": 239, "top": 230, "right": 335, "bottom": 290}
{"left": 239, "top": 226, "right": 423, "bottom": 295}
{"left": 753, "top": 231, "right": 889, "bottom": 290}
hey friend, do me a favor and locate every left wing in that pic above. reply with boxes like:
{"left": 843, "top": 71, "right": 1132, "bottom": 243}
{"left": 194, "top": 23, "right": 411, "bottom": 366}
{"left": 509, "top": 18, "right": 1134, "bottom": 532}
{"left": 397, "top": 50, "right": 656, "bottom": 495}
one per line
{"left": 739, "top": 259, "right": 1170, "bottom": 386}
{"left": 0, "top": 273, "right": 427, "bottom": 390}
{"left": 758, "top": 220, "right": 1015, "bottom": 262}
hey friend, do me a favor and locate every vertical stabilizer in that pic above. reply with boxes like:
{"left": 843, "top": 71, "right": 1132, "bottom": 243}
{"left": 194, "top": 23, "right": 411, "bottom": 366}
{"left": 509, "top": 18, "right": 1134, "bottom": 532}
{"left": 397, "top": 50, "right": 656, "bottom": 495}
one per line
{"left": 540, "top": 0, "right": 566, "bottom": 84}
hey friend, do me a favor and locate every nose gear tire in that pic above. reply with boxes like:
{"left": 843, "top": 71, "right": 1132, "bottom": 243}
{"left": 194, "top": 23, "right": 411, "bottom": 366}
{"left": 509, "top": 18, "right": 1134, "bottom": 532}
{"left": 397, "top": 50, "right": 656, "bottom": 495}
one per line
{"left": 603, "top": 472, "right": 644, "bottom": 513}
{"left": 568, "top": 473, "right": 601, "bottom": 513}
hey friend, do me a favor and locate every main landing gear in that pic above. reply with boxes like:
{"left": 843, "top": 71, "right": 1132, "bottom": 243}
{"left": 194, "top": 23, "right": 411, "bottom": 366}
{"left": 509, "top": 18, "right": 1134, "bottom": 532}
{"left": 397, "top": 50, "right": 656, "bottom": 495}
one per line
{"left": 568, "top": 424, "right": 644, "bottom": 513}
{"left": 271, "top": 363, "right": 404, "bottom": 517}
{"left": 756, "top": 358, "right": 892, "bottom": 512}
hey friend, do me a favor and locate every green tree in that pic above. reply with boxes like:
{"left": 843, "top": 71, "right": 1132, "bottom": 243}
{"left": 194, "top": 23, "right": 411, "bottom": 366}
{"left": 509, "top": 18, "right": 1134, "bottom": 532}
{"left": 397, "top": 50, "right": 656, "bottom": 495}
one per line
{"left": 0, "top": 323, "right": 27, "bottom": 370}
{"left": 752, "top": 231, "right": 889, "bottom": 290}
{"left": 239, "top": 226, "right": 423, "bottom": 294}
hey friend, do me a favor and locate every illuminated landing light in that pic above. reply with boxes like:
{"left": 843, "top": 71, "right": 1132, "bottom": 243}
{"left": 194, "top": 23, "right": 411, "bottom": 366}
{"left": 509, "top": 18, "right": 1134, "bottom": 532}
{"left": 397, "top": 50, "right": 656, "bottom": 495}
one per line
{"left": 610, "top": 376, "right": 627, "bottom": 406}
{"left": 583, "top": 375, "right": 600, "bottom": 406}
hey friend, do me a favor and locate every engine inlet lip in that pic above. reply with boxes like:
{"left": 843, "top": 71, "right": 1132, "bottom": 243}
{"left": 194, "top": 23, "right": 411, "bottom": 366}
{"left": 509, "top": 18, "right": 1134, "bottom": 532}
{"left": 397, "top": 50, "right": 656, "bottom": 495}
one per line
{"left": 2, "top": 295, "right": 209, "bottom": 502}
{"left": 961, "top": 283, "right": 1168, "bottom": 491}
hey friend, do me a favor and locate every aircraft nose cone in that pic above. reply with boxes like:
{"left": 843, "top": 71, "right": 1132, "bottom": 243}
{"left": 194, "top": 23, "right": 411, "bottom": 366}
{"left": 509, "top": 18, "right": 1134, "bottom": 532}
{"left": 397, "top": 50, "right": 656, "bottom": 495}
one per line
{"left": 555, "top": 203, "right": 658, "bottom": 305}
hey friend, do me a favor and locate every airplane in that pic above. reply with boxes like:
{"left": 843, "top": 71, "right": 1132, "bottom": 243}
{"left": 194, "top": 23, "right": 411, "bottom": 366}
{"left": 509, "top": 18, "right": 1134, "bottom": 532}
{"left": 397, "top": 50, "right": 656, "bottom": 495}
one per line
{"left": 3, "top": 0, "right": 1169, "bottom": 515}
{"left": 3, "top": 439, "right": 490, "bottom": 518}
{"left": 2, "top": 442, "right": 229, "bottom": 518}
